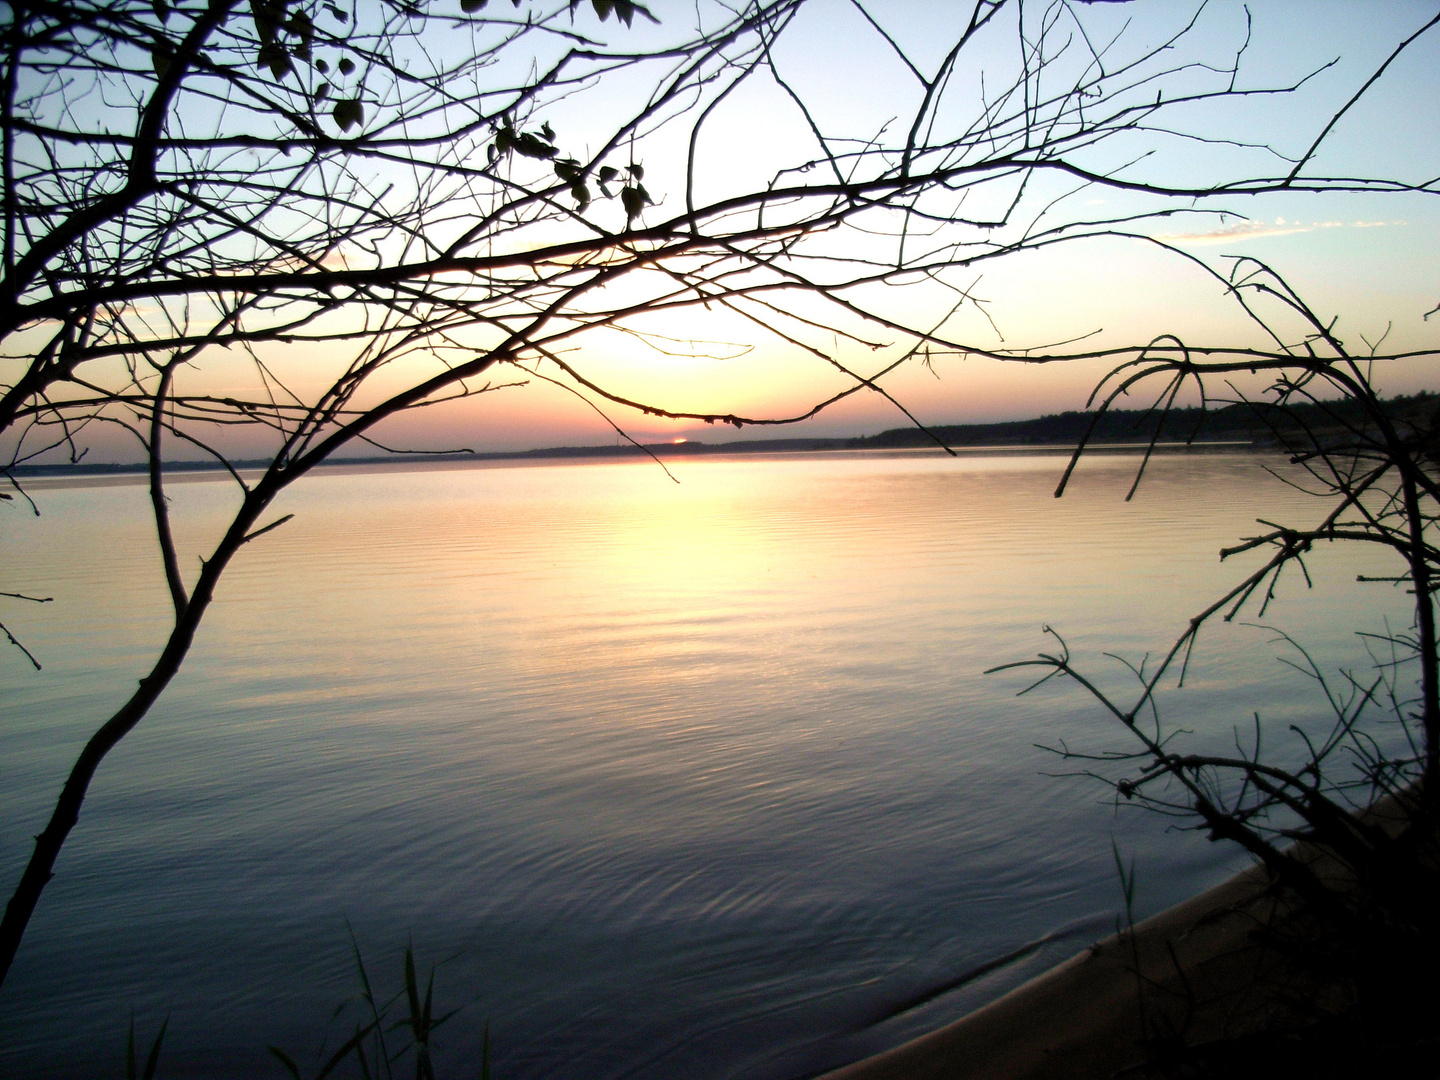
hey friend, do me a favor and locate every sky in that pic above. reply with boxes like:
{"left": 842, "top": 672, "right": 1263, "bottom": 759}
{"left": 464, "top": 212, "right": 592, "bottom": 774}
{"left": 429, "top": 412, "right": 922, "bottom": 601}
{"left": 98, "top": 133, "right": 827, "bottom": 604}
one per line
{"left": 16, "top": 0, "right": 1440, "bottom": 462}
{"left": 414, "top": 0, "right": 1440, "bottom": 457}
{"left": 384, "top": 0, "right": 1440, "bottom": 454}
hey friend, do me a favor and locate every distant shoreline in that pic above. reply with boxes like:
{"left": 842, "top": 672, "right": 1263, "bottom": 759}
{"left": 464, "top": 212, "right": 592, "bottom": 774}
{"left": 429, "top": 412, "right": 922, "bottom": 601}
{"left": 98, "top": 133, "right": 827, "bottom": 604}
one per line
{"left": 5, "top": 437, "right": 1256, "bottom": 479}
{"left": 10, "top": 396, "right": 1427, "bottom": 478}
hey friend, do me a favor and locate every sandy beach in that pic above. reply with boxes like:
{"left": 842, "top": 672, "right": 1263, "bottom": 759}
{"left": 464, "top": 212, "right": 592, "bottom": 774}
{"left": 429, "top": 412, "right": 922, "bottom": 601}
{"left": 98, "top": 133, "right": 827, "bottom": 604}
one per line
{"left": 818, "top": 792, "right": 1424, "bottom": 1080}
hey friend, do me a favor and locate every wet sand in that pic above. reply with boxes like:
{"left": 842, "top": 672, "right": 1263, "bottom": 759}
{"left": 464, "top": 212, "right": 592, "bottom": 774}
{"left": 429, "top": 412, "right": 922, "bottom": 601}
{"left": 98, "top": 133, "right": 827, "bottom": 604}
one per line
{"left": 819, "top": 792, "right": 1421, "bottom": 1080}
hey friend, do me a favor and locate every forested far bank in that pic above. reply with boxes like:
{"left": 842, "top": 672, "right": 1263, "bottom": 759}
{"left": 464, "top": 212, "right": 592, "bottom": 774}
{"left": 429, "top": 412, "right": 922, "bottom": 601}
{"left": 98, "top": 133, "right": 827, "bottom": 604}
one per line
{"left": 12, "top": 393, "right": 1437, "bottom": 478}
{"left": 857, "top": 391, "right": 1440, "bottom": 451}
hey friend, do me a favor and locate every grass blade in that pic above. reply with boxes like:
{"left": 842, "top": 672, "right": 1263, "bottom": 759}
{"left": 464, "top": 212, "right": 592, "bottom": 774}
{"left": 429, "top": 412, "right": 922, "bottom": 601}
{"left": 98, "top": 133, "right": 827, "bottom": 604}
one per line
{"left": 315, "top": 1019, "right": 380, "bottom": 1080}
{"left": 355, "top": 1023, "right": 375, "bottom": 1080}
{"left": 404, "top": 948, "right": 421, "bottom": 1038}
{"left": 268, "top": 1046, "right": 303, "bottom": 1079}
{"left": 348, "top": 922, "right": 391, "bottom": 1077}
{"left": 423, "top": 969, "right": 434, "bottom": 1035}
{"left": 142, "top": 1017, "right": 168, "bottom": 1080}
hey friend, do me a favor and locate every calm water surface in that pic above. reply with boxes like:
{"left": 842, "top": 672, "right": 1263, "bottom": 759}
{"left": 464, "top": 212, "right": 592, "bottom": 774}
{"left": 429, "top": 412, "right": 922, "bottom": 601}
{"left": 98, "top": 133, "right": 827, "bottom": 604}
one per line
{"left": 0, "top": 450, "right": 1409, "bottom": 1077}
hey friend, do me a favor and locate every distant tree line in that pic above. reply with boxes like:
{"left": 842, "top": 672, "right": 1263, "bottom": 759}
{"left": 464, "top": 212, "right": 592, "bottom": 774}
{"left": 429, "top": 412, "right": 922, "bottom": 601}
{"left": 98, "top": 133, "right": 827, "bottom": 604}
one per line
{"left": 858, "top": 391, "right": 1440, "bottom": 451}
{"left": 12, "top": 392, "right": 1439, "bottom": 476}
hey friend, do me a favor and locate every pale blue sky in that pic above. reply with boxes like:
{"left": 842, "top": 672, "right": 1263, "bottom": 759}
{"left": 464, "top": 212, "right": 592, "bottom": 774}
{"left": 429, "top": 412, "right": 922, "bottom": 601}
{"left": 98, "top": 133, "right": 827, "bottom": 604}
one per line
{"left": 426, "top": 0, "right": 1440, "bottom": 450}
{"left": 20, "top": 0, "right": 1437, "bottom": 460}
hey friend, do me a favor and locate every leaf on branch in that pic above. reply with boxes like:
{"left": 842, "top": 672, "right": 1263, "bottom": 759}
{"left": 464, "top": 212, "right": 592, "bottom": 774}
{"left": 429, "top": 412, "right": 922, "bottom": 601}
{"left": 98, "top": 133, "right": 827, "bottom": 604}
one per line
{"left": 627, "top": 162, "right": 643, "bottom": 181}
{"left": 620, "top": 183, "right": 651, "bottom": 222}
{"left": 338, "top": 56, "right": 355, "bottom": 75}
{"left": 258, "top": 41, "right": 292, "bottom": 80}
{"left": 571, "top": 182, "right": 591, "bottom": 212}
{"left": 460, "top": 0, "right": 486, "bottom": 10}
{"left": 251, "top": 0, "right": 282, "bottom": 43}
{"left": 570, "top": 0, "right": 657, "bottom": 25}
{"left": 333, "top": 97, "right": 363, "bottom": 132}
{"left": 150, "top": 44, "right": 171, "bottom": 78}
{"left": 288, "top": 10, "right": 313, "bottom": 45}
{"left": 553, "top": 158, "right": 582, "bottom": 183}
{"left": 314, "top": 82, "right": 329, "bottom": 101}
{"left": 314, "top": 57, "right": 328, "bottom": 72}
{"left": 324, "top": 3, "right": 349, "bottom": 22}
{"left": 598, "top": 165, "right": 618, "bottom": 184}
{"left": 513, "top": 131, "right": 557, "bottom": 159}
{"left": 152, "top": 0, "right": 170, "bottom": 22}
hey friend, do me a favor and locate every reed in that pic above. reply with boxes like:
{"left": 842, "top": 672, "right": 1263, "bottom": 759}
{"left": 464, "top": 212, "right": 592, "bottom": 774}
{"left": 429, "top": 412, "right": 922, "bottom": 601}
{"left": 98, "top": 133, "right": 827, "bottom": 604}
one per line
{"left": 268, "top": 932, "right": 484, "bottom": 1080}
{"left": 126, "top": 1016, "right": 167, "bottom": 1080}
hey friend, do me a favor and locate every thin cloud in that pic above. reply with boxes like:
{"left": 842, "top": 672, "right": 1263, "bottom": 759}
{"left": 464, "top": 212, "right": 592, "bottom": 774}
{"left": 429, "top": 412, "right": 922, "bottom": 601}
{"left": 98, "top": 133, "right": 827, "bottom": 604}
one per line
{"left": 1157, "top": 218, "right": 1404, "bottom": 245}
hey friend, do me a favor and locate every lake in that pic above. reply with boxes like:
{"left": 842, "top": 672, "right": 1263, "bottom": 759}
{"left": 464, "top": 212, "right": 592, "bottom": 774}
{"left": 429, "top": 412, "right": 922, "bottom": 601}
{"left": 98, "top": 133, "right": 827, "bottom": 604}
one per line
{"left": 0, "top": 449, "right": 1410, "bottom": 1078}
